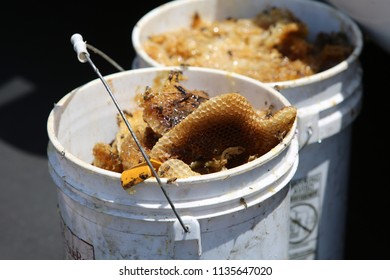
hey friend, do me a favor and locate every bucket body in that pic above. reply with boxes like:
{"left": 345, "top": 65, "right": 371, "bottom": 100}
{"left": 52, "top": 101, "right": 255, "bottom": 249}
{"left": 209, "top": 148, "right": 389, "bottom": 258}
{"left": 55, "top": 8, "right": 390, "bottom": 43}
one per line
{"left": 275, "top": 54, "right": 363, "bottom": 259}
{"left": 131, "top": 0, "right": 363, "bottom": 259}
{"left": 288, "top": 127, "right": 353, "bottom": 259}
{"left": 47, "top": 67, "right": 299, "bottom": 259}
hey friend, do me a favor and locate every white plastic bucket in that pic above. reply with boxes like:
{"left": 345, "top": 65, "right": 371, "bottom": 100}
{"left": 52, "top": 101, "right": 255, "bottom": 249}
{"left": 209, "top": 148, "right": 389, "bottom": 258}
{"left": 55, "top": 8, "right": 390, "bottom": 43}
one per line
{"left": 131, "top": 0, "right": 363, "bottom": 259}
{"left": 47, "top": 67, "right": 299, "bottom": 259}
{"left": 273, "top": 55, "right": 362, "bottom": 260}
{"left": 265, "top": 3, "right": 363, "bottom": 260}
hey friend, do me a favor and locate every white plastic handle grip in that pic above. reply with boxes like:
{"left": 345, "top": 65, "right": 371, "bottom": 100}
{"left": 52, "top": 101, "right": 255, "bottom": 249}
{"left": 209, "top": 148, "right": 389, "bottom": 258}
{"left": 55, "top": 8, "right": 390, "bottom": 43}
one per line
{"left": 170, "top": 216, "right": 202, "bottom": 259}
{"left": 70, "top": 33, "right": 89, "bottom": 63}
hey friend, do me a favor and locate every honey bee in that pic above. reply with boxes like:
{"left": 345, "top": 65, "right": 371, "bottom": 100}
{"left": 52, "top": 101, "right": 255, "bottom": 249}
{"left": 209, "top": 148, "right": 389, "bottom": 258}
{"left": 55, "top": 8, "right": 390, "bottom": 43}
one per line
{"left": 167, "top": 177, "right": 178, "bottom": 184}
{"left": 240, "top": 197, "right": 248, "bottom": 209}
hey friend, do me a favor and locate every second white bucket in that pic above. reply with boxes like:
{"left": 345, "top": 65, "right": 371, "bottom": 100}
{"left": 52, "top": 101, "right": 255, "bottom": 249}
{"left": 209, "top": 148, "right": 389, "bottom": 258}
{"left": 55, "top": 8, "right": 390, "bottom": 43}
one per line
{"left": 47, "top": 67, "right": 299, "bottom": 259}
{"left": 276, "top": 65, "right": 363, "bottom": 259}
{"left": 267, "top": 7, "right": 363, "bottom": 259}
{"left": 131, "top": 0, "right": 364, "bottom": 259}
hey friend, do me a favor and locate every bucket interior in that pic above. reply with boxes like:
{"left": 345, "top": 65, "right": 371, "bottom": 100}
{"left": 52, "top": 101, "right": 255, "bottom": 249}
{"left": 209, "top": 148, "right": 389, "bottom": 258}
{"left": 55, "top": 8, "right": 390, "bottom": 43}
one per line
{"left": 132, "top": 0, "right": 363, "bottom": 88}
{"left": 49, "top": 67, "right": 295, "bottom": 174}
{"left": 47, "top": 67, "right": 299, "bottom": 211}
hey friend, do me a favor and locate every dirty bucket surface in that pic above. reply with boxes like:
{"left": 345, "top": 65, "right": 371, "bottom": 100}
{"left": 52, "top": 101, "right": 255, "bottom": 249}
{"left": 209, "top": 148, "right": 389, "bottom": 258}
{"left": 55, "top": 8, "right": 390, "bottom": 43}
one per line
{"left": 47, "top": 67, "right": 299, "bottom": 259}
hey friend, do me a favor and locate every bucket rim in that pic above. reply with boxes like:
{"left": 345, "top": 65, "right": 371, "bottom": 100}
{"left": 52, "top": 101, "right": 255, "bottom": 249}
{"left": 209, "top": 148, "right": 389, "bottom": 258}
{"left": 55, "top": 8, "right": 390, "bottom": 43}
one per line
{"left": 47, "top": 66, "right": 298, "bottom": 184}
{"left": 131, "top": 0, "right": 363, "bottom": 89}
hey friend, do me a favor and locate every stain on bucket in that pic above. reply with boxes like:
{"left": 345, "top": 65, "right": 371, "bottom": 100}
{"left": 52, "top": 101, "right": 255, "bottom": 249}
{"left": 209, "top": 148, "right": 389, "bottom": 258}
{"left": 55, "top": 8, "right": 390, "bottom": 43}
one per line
{"left": 131, "top": 0, "right": 363, "bottom": 259}
{"left": 47, "top": 67, "right": 299, "bottom": 259}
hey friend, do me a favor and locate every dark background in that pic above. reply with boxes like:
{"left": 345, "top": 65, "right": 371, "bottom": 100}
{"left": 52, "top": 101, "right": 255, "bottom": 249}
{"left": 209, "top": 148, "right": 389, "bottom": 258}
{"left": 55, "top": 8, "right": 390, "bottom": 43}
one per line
{"left": 0, "top": 1, "right": 388, "bottom": 259}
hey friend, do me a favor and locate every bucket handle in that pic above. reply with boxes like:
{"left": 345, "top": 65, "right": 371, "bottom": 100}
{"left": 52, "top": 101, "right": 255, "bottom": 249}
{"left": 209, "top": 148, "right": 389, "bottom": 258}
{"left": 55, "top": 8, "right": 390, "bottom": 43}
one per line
{"left": 170, "top": 217, "right": 202, "bottom": 259}
{"left": 297, "top": 105, "right": 320, "bottom": 150}
{"left": 299, "top": 126, "right": 313, "bottom": 151}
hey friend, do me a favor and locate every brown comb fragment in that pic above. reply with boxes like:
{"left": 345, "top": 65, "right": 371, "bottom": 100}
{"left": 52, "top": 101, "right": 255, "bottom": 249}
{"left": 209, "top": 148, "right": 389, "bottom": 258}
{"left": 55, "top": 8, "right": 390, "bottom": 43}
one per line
{"left": 158, "top": 159, "right": 201, "bottom": 178}
{"left": 141, "top": 71, "right": 209, "bottom": 136}
{"left": 150, "top": 93, "right": 297, "bottom": 172}
{"left": 92, "top": 142, "right": 123, "bottom": 172}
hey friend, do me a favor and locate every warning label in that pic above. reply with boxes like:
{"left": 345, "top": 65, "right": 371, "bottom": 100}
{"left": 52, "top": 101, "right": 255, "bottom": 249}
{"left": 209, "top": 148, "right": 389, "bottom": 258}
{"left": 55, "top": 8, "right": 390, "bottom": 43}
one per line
{"left": 289, "top": 173, "right": 322, "bottom": 260}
